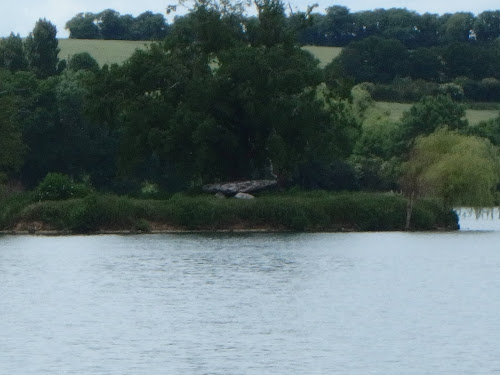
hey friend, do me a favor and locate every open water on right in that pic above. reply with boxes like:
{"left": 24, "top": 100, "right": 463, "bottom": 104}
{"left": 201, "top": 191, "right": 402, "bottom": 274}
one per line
{"left": 1, "top": 211, "right": 500, "bottom": 374}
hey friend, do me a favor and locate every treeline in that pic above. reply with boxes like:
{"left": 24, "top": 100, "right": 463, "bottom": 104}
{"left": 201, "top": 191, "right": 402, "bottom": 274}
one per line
{"left": 298, "top": 7, "right": 500, "bottom": 47}
{"left": 329, "top": 36, "right": 500, "bottom": 101}
{"left": 1, "top": 1, "right": 500, "bottom": 214}
{"left": 65, "top": 10, "right": 169, "bottom": 40}
{"left": 63, "top": 6, "right": 500, "bottom": 103}
{"left": 66, "top": 6, "right": 500, "bottom": 48}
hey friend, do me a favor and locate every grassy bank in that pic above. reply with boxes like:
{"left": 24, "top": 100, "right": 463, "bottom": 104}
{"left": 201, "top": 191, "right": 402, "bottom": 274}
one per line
{"left": 0, "top": 191, "right": 458, "bottom": 234}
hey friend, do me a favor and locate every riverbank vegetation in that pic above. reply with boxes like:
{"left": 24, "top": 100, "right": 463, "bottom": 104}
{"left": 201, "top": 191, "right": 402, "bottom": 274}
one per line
{"left": 0, "top": 189, "right": 458, "bottom": 233}
{"left": 1, "top": 0, "right": 500, "bottom": 232}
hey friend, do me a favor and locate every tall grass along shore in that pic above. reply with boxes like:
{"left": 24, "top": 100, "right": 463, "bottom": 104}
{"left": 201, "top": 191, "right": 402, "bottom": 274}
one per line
{"left": 0, "top": 191, "right": 458, "bottom": 234}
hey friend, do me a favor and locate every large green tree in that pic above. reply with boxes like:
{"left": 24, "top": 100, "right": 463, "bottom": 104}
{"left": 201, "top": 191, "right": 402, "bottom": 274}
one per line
{"left": 24, "top": 19, "right": 60, "bottom": 78}
{"left": 0, "top": 33, "right": 28, "bottom": 72}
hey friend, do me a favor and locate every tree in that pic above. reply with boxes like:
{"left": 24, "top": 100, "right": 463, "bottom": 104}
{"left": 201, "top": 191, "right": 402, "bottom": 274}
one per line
{"left": 408, "top": 47, "right": 441, "bottom": 81}
{"left": 401, "top": 129, "right": 500, "bottom": 229}
{"left": 474, "top": 11, "right": 500, "bottom": 41}
{"left": 0, "top": 33, "right": 28, "bottom": 72}
{"left": 400, "top": 95, "right": 468, "bottom": 145}
{"left": 440, "top": 12, "right": 475, "bottom": 43}
{"left": 24, "top": 19, "right": 60, "bottom": 78}
{"left": 65, "top": 13, "right": 101, "bottom": 39}
{"left": 68, "top": 52, "right": 99, "bottom": 72}
{"left": 0, "top": 94, "right": 26, "bottom": 179}
{"left": 97, "top": 9, "right": 128, "bottom": 40}
{"left": 334, "top": 36, "right": 409, "bottom": 83}
{"left": 132, "top": 11, "right": 168, "bottom": 40}
{"left": 321, "top": 6, "right": 355, "bottom": 46}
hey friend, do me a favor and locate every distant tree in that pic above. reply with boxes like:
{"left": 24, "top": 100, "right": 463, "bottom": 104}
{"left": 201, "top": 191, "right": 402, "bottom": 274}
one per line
{"left": 0, "top": 33, "right": 28, "bottom": 72}
{"left": 440, "top": 12, "right": 475, "bottom": 43}
{"left": 408, "top": 47, "right": 441, "bottom": 81}
{"left": 413, "top": 12, "right": 440, "bottom": 47}
{"left": 474, "top": 11, "right": 500, "bottom": 41}
{"left": 97, "top": 9, "right": 128, "bottom": 40}
{"left": 378, "top": 8, "right": 422, "bottom": 48}
{"left": 400, "top": 95, "right": 468, "bottom": 144}
{"left": 68, "top": 52, "right": 99, "bottom": 72}
{"left": 322, "top": 5, "right": 356, "bottom": 46}
{"left": 24, "top": 19, "right": 60, "bottom": 78}
{"left": 440, "top": 42, "right": 500, "bottom": 80}
{"left": 333, "top": 36, "right": 409, "bottom": 83}
{"left": 132, "top": 11, "right": 168, "bottom": 40}
{"left": 65, "top": 13, "right": 101, "bottom": 39}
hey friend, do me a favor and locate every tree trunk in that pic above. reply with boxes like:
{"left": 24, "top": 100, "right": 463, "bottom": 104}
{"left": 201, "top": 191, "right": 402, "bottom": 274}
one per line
{"left": 405, "top": 191, "right": 415, "bottom": 231}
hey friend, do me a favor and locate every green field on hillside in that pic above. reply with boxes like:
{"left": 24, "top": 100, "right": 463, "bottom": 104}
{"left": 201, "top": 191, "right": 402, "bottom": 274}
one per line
{"left": 58, "top": 39, "right": 341, "bottom": 67}
{"left": 376, "top": 101, "right": 499, "bottom": 125}
{"left": 301, "top": 45, "right": 342, "bottom": 67}
{"left": 58, "top": 39, "right": 151, "bottom": 66}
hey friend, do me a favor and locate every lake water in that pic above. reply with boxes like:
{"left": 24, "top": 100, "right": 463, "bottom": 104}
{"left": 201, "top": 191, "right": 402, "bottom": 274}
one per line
{"left": 1, "top": 213, "right": 500, "bottom": 374}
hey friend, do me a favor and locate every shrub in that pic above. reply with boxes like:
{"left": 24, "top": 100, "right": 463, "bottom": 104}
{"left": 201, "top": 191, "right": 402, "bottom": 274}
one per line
{"left": 35, "top": 173, "right": 92, "bottom": 201}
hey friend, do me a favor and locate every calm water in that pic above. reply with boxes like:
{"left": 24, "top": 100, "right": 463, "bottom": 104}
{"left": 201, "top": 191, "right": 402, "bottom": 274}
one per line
{"left": 1, "top": 215, "right": 500, "bottom": 374}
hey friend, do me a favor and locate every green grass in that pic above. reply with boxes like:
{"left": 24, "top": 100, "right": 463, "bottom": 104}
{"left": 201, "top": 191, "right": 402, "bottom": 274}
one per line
{"left": 301, "top": 46, "right": 342, "bottom": 67}
{"left": 375, "top": 101, "right": 499, "bottom": 125}
{"left": 465, "top": 109, "right": 499, "bottom": 124}
{"left": 58, "top": 39, "right": 152, "bottom": 66}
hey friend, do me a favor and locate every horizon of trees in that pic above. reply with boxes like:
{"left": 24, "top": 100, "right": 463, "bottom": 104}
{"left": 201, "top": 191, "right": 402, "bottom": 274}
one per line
{"left": 65, "top": 10, "right": 169, "bottom": 40}
{"left": 63, "top": 6, "right": 500, "bottom": 48}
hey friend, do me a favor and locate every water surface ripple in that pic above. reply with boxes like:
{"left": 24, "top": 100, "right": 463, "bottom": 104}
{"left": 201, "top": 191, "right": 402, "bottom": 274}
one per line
{"left": 1, "top": 230, "right": 500, "bottom": 374}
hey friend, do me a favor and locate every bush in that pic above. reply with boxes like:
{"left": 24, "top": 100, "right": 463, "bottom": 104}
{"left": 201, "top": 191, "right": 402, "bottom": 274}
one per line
{"left": 35, "top": 173, "right": 92, "bottom": 201}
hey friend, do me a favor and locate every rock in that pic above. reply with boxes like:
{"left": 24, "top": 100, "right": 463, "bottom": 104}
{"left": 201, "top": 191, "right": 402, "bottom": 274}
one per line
{"left": 234, "top": 192, "right": 255, "bottom": 199}
{"left": 203, "top": 180, "right": 277, "bottom": 196}
{"left": 215, "top": 192, "right": 226, "bottom": 199}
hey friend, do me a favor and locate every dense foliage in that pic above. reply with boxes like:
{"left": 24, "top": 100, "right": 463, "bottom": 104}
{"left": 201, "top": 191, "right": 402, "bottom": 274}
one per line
{"left": 65, "top": 10, "right": 169, "bottom": 40}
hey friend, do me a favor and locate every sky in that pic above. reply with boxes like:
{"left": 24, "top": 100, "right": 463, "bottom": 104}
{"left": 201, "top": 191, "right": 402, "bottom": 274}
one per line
{"left": 1, "top": 0, "right": 498, "bottom": 38}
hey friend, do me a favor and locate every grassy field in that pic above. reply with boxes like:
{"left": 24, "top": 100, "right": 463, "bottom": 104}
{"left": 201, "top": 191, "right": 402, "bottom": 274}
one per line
{"left": 376, "top": 101, "right": 499, "bottom": 125}
{"left": 58, "top": 39, "right": 341, "bottom": 67}
{"left": 58, "top": 39, "right": 152, "bottom": 66}
{"left": 301, "top": 45, "right": 342, "bottom": 67}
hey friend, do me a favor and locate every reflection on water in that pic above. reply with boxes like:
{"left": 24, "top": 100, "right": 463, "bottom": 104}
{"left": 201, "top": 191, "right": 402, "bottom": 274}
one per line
{"left": 457, "top": 207, "right": 500, "bottom": 231}
{"left": 1, "top": 232, "right": 500, "bottom": 374}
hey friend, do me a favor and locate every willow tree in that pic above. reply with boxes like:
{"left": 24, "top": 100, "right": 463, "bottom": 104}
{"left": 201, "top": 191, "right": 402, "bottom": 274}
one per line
{"left": 401, "top": 129, "right": 500, "bottom": 229}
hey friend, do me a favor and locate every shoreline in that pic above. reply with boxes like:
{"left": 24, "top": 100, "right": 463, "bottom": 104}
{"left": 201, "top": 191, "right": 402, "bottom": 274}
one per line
{"left": 0, "top": 192, "right": 459, "bottom": 234}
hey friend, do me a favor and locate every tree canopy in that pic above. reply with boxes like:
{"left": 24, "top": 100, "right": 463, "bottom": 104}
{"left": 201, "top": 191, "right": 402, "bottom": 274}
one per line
{"left": 402, "top": 129, "right": 500, "bottom": 208}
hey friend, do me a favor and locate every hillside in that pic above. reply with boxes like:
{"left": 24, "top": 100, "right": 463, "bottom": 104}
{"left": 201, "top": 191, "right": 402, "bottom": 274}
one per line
{"left": 58, "top": 39, "right": 341, "bottom": 67}
{"left": 58, "top": 39, "right": 152, "bottom": 66}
